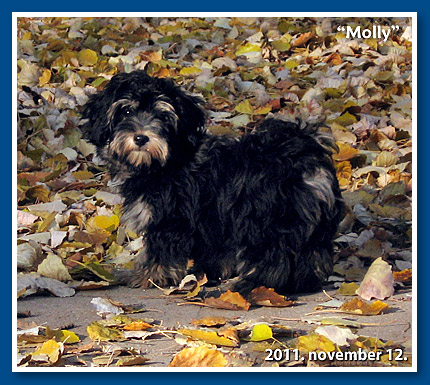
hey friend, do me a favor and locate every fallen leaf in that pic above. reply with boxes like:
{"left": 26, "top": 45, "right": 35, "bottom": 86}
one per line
{"left": 178, "top": 329, "right": 239, "bottom": 347}
{"left": 78, "top": 49, "right": 98, "bottom": 66}
{"left": 90, "top": 297, "right": 124, "bottom": 316}
{"left": 169, "top": 345, "right": 227, "bottom": 367}
{"left": 248, "top": 324, "right": 273, "bottom": 342}
{"left": 122, "top": 321, "right": 152, "bottom": 331}
{"left": 116, "top": 355, "right": 150, "bottom": 366}
{"left": 339, "top": 298, "right": 389, "bottom": 315}
{"left": 87, "top": 321, "right": 125, "bottom": 342}
{"left": 37, "top": 254, "right": 72, "bottom": 282}
{"left": 338, "top": 282, "right": 359, "bottom": 296}
{"left": 292, "top": 32, "right": 314, "bottom": 47}
{"left": 297, "top": 333, "right": 336, "bottom": 353}
{"left": 31, "top": 339, "right": 63, "bottom": 364}
{"left": 248, "top": 287, "right": 294, "bottom": 307}
{"left": 356, "top": 257, "right": 395, "bottom": 300}
{"left": 314, "top": 325, "right": 357, "bottom": 346}
{"left": 46, "top": 328, "right": 80, "bottom": 344}
{"left": 333, "top": 142, "right": 360, "bottom": 161}
{"left": 393, "top": 269, "right": 412, "bottom": 282}
{"left": 204, "top": 290, "right": 251, "bottom": 311}
{"left": 17, "top": 210, "right": 39, "bottom": 226}
{"left": 192, "top": 316, "right": 228, "bottom": 327}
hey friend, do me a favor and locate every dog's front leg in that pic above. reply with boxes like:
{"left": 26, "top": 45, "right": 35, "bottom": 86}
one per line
{"left": 116, "top": 224, "right": 192, "bottom": 288}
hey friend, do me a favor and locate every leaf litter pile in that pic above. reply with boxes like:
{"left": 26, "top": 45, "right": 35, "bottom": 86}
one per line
{"left": 16, "top": 17, "right": 413, "bottom": 367}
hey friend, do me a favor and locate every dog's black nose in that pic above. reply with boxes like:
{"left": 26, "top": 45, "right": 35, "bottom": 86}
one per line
{"left": 134, "top": 134, "right": 149, "bottom": 146}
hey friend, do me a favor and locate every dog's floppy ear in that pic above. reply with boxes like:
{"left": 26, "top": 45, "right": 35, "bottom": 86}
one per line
{"left": 169, "top": 85, "right": 207, "bottom": 134}
{"left": 81, "top": 88, "right": 114, "bottom": 147}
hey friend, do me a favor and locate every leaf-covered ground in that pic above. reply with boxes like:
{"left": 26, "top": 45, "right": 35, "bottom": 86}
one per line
{"left": 16, "top": 17, "right": 413, "bottom": 368}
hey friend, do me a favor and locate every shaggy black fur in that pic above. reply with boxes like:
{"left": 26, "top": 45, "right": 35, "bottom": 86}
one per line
{"left": 82, "top": 70, "right": 344, "bottom": 295}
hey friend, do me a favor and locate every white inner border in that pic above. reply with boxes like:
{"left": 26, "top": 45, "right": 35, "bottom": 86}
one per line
{"left": 12, "top": 12, "right": 417, "bottom": 373}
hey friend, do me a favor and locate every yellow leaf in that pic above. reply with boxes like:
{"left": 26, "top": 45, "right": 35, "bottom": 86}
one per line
{"left": 72, "top": 170, "right": 94, "bottom": 180}
{"left": 334, "top": 112, "right": 357, "bottom": 126}
{"left": 249, "top": 324, "right": 273, "bottom": 341}
{"left": 297, "top": 333, "right": 336, "bottom": 353}
{"left": 254, "top": 103, "right": 272, "bottom": 115}
{"left": 87, "top": 215, "right": 120, "bottom": 232}
{"left": 38, "top": 69, "right": 51, "bottom": 86}
{"left": 178, "top": 329, "right": 238, "bottom": 347}
{"left": 337, "top": 282, "right": 359, "bottom": 296}
{"left": 78, "top": 49, "right": 98, "bottom": 66}
{"left": 179, "top": 66, "right": 202, "bottom": 75}
{"left": 234, "top": 99, "right": 254, "bottom": 114}
{"left": 235, "top": 43, "right": 261, "bottom": 56}
{"left": 87, "top": 321, "right": 125, "bottom": 342}
{"left": 169, "top": 345, "right": 227, "bottom": 367}
{"left": 32, "top": 339, "right": 63, "bottom": 364}
{"left": 46, "top": 328, "right": 80, "bottom": 344}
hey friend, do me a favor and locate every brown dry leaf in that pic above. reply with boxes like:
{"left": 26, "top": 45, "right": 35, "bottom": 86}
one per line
{"left": 178, "top": 328, "right": 239, "bottom": 347}
{"left": 205, "top": 290, "right": 251, "bottom": 310}
{"left": 356, "top": 238, "right": 384, "bottom": 258}
{"left": 248, "top": 287, "right": 294, "bottom": 307}
{"left": 73, "top": 229, "right": 109, "bottom": 244}
{"left": 218, "top": 328, "right": 240, "bottom": 345}
{"left": 324, "top": 52, "right": 343, "bottom": 66}
{"left": 116, "top": 355, "right": 150, "bottom": 366}
{"left": 292, "top": 32, "right": 314, "bottom": 47}
{"left": 191, "top": 316, "right": 228, "bottom": 327}
{"left": 356, "top": 257, "right": 394, "bottom": 300}
{"left": 393, "top": 269, "right": 412, "bottom": 282}
{"left": 169, "top": 345, "right": 227, "bottom": 367}
{"left": 339, "top": 297, "right": 389, "bottom": 315}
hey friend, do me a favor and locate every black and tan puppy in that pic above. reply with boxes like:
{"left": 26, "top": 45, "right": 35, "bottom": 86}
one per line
{"left": 82, "top": 70, "right": 344, "bottom": 294}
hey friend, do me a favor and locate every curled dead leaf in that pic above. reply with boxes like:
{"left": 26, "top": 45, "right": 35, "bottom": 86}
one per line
{"left": 356, "top": 257, "right": 394, "bottom": 300}
{"left": 248, "top": 287, "right": 294, "bottom": 307}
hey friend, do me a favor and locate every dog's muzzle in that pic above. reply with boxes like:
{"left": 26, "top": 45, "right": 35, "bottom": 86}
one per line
{"left": 110, "top": 129, "right": 169, "bottom": 168}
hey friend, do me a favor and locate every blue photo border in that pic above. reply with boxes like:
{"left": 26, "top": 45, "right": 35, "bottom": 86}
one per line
{"left": 5, "top": 2, "right": 428, "bottom": 383}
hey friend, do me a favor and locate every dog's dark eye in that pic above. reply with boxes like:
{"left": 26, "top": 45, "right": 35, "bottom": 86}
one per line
{"left": 123, "top": 107, "right": 132, "bottom": 115}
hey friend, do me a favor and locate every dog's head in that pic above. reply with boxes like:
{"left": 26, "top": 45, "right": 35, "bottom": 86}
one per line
{"left": 82, "top": 70, "right": 206, "bottom": 169}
